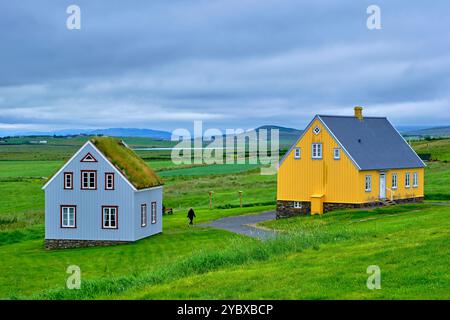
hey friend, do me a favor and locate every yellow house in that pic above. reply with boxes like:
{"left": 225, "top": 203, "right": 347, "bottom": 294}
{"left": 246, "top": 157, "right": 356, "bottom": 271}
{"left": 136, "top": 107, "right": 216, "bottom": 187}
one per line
{"left": 277, "top": 107, "right": 425, "bottom": 217}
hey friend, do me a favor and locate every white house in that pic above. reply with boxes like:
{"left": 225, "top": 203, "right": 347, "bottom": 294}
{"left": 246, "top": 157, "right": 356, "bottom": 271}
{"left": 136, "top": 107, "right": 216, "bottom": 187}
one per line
{"left": 42, "top": 137, "right": 163, "bottom": 249}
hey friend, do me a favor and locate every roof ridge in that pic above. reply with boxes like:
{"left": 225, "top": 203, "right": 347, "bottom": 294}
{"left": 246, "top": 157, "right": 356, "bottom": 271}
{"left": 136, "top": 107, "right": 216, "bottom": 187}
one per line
{"left": 318, "top": 114, "right": 387, "bottom": 119}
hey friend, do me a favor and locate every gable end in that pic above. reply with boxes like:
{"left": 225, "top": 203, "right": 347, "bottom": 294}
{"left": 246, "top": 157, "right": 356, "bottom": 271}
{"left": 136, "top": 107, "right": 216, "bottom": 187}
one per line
{"left": 42, "top": 141, "right": 137, "bottom": 191}
{"left": 278, "top": 115, "right": 362, "bottom": 170}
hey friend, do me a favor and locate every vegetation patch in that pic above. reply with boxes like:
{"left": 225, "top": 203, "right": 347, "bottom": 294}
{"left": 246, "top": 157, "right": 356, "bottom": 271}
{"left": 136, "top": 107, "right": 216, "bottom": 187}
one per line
{"left": 91, "top": 137, "right": 163, "bottom": 189}
{"left": 31, "top": 228, "right": 355, "bottom": 300}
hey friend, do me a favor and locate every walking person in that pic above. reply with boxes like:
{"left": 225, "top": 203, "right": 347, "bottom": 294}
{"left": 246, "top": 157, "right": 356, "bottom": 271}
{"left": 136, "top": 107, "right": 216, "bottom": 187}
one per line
{"left": 187, "top": 208, "right": 196, "bottom": 225}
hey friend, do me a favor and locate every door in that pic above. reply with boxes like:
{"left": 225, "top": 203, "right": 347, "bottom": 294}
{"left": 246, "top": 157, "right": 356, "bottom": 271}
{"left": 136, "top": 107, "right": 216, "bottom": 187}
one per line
{"left": 379, "top": 173, "right": 386, "bottom": 199}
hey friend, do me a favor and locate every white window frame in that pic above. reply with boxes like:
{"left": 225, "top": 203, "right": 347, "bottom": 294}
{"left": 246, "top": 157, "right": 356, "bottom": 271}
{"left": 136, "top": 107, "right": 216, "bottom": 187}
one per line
{"left": 405, "top": 172, "right": 411, "bottom": 188}
{"left": 81, "top": 171, "right": 97, "bottom": 190}
{"left": 64, "top": 172, "right": 73, "bottom": 189}
{"left": 141, "top": 204, "right": 147, "bottom": 227}
{"left": 313, "top": 126, "right": 321, "bottom": 135}
{"left": 105, "top": 173, "right": 114, "bottom": 190}
{"left": 102, "top": 206, "right": 118, "bottom": 229}
{"left": 413, "top": 172, "right": 418, "bottom": 188}
{"left": 392, "top": 173, "right": 398, "bottom": 190}
{"left": 333, "top": 148, "right": 341, "bottom": 160}
{"left": 311, "top": 143, "right": 323, "bottom": 159}
{"left": 294, "top": 148, "right": 301, "bottom": 159}
{"left": 151, "top": 202, "right": 157, "bottom": 224}
{"left": 293, "top": 201, "right": 302, "bottom": 209}
{"left": 61, "top": 206, "right": 76, "bottom": 228}
{"left": 365, "top": 175, "right": 372, "bottom": 192}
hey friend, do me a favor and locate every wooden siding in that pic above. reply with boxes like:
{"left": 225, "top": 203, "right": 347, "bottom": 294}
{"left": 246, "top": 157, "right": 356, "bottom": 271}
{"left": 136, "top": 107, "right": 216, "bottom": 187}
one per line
{"left": 358, "top": 168, "right": 424, "bottom": 202}
{"left": 45, "top": 143, "right": 163, "bottom": 241}
{"left": 277, "top": 118, "right": 424, "bottom": 204}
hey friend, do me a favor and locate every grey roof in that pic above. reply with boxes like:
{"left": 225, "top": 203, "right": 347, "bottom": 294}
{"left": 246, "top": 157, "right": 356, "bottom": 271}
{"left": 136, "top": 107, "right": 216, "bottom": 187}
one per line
{"left": 318, "top": 115, "right": 425, "bottom": 170}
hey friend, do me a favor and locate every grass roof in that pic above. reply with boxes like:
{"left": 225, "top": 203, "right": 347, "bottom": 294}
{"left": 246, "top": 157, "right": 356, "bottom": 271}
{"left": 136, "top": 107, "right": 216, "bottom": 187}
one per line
{"left": 91, "top": 137, "right": 163, "bottom": 189}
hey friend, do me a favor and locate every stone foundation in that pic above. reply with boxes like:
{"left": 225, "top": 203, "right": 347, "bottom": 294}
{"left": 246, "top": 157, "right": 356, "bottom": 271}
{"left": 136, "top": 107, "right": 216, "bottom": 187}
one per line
{"left": 45, "top": 239, "right": 131, "bottom": 250}
{"left": 323, "top": 202, "right": 380, "bottom": 212}
{"left": 276, "top": 200, "right": 310, "bottom": 219}
{"left": 277, "top": 197, "right": 424, "bottom": 218}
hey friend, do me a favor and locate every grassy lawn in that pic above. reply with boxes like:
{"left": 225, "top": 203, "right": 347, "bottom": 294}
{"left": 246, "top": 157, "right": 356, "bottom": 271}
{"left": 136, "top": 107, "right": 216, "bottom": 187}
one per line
{"left": 0, "top": 204, "right": 277, "bottom": 298}
{"left": 158, "top": 164, "right": 260, "bottom": 177}
{"left": 424, "top": 162, "right": 450, "bottom": 200}
{"left": 23, "top": 203, "right": 449, "bottom": 300}
{"left": 0, "top": 140, "right": 449, "bottom": 300}
{"left": 0, "top": 228, "right": 249, "bottom": 298}
{"left": 105, "top": 204, "right": 450, "bottom": 300}
{"left": 0, "top": 157, "right": 275, "bottom": 298}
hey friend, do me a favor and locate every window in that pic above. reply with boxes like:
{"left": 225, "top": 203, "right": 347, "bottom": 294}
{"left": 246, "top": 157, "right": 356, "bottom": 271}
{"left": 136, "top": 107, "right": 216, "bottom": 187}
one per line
{"left": 392, "top": 173, "right": 398, "bottom": 189}
{"left": 102, "top": 206, "right": 118, "bottom": 229}
{"left": 313, "top": 126, "right": 321, "bottom": 135}
{"left": 413, "top": 172, "right": 419, "bottom": 187}
{"left": 405, "top": 172, "right": 411, "bottom": 188}
{"left": 81, "top": 170, "right": 97, "bottom": 190}
{"left": 334, "top": 148, "right": 341, "bottom": 160}
{"left": 151, "top": 202, "right": 157, "bottom": 224}
{"left": 312, "top": 143, "right": 323, "bottom": 159}
{"left": 365, "top": 175, "right": 372, "bottom": 192}
{"left": 141, "top": 204, "right": 147, "bottom": 227}
{"left": 105, "top": 173, "right": 114, "bottom": 190}
{"left": 61, "top": 205, "right": 76, "bottom": 228}
{"left": 293, "top": 201, "right": 302, "bottom": 209}
{"left": 294, "top": 148, "right": 301, "bottom": 159}
{"left": 64, "top": 172, "right": 73, "bottom": 190}
{"left": 80, "top": 152, "right": 97, "bottom": 162}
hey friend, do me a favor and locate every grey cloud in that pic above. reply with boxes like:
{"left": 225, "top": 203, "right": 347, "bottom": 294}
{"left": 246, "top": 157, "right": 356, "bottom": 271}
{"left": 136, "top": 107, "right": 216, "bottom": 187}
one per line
{"left": 0, "top": 0, "right": 450, "bottom": 134}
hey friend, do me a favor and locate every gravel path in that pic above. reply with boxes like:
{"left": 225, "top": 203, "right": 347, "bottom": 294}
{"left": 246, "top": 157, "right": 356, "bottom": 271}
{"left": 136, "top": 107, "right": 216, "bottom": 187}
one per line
{"left": 199, "top": 211, "right": 277, "bottom": 240}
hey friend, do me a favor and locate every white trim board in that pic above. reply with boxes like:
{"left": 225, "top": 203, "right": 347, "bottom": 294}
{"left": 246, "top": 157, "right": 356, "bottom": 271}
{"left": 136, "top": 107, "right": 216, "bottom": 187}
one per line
{"left": 42, "top": 141, "right": 90, "bottom": 190}
{"left": 134, "top": 185, "right": 164, "bottom": 193}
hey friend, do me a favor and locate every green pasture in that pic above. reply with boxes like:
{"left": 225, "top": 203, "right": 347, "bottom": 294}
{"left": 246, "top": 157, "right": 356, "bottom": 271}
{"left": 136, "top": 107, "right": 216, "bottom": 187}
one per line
{"left": 0, "top": 138, "right": 449, "bottom": 299}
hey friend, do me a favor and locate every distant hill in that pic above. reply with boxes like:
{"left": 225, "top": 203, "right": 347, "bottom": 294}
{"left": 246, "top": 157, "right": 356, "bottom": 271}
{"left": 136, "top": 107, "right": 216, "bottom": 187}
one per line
{"left": 1, "top": 128, "right": 172, "bottom": 140}
{"left": 89, "top": 128, "right": 171, "bottom": 140}
{"left": 404, "top": 126, "right": 450, "bottom": 137}
{"left": 226, "top": 125, "right": 302, "bottom": 150}
{"left": 412, "top": 138, "right": 450, "bottom": 161}
{"left": 254, "top": 125, "right": 302, "bottom": 149}
{"left": 192, "top": 125, "right": 302, "bottom": 150}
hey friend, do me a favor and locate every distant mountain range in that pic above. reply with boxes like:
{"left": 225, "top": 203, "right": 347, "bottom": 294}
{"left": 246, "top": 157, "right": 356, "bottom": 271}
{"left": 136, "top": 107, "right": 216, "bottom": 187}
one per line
{"left": 88, "top": 128, "right": 172, "bottom": 140}
{"left": 2, "top": 128, "right": 172, "bottom": 140}
{"left": 403, "top": 126, "right": 450, "bottom": 137}
{"left": 2, "top": 124, "right": 449, "bottom": 142}
{"left": 253, "top": 125, "right": 303, "bottom": 148}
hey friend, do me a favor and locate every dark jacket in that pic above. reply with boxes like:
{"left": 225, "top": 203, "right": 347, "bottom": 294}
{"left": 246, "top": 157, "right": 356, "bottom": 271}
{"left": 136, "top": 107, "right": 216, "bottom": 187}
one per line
{"left": 187, "top": 208, "right": 196, "bottom": 219}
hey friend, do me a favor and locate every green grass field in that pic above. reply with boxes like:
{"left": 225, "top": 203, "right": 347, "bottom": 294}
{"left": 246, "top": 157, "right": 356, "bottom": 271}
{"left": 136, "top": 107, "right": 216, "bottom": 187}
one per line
{"left": 412, "top": 138, "right": 450, "bottom": 161}
{"left": 0, "top": 137, "right": 449, "bottom": 299}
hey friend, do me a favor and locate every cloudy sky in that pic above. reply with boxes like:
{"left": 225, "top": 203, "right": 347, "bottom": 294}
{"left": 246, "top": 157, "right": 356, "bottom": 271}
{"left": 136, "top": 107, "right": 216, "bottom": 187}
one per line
{"left": 1, "top": 0, "right": 450, "bottom": 135}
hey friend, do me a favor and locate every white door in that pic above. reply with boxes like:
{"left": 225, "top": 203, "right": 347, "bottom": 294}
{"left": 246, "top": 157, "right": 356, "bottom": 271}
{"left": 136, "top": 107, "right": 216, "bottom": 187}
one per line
{"left": 379, "top": 173, "right": 386, "bottom": 199}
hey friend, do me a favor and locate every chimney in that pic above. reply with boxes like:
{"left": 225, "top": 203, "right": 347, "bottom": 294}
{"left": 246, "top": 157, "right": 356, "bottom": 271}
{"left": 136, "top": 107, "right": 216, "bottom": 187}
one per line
{"left": 354, "top": 106, "right": 363, "bottom": 120}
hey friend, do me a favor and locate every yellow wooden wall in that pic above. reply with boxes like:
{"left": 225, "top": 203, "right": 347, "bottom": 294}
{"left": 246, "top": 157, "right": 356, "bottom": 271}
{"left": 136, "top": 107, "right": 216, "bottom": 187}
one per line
{"left": 277, "top": 118, "right": 361, "bottom": 203}
{"left": 277, "top": 118, "right": 425, "bottom": 204}
{"left": 358, "top": 168, "right": 424, "bottom": 202}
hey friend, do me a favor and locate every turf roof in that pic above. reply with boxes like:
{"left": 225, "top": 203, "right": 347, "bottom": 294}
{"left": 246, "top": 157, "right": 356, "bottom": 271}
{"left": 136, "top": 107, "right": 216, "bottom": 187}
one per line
{"left": 91, "top": 137, "right": 163, "bottom": 189}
